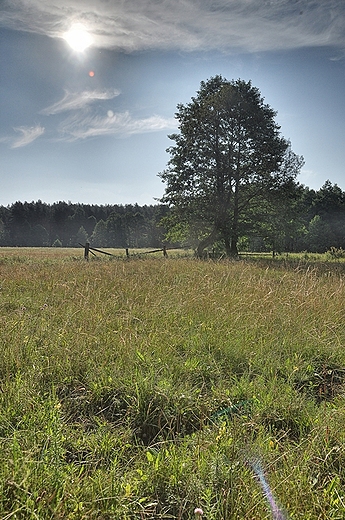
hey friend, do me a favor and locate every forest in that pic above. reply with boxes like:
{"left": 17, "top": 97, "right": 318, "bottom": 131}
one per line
{"left": 0, "top": 201, "right": 169, "bottom": 249}
{"left": 0, "top": 180, "right": 345, "bottom": 254}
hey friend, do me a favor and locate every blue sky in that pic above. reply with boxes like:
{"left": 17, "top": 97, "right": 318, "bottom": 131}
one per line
{"left": 0, "top": 0, "right": 344, "bottom": 206}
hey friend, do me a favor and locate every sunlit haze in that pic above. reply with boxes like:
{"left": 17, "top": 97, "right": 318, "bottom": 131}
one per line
{"left": 0, "top": 0, "right": 345, "bottom": 206}
{"left": 63, "top": 24, "right": 94, "bottom": 52}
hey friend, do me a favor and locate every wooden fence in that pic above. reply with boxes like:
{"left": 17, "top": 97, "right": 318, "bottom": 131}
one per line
{"left": 80, "top": 242, "right": 168, "bottom": 260}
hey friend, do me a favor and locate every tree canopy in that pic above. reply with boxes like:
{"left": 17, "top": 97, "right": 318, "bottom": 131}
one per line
{"left": 159, "top": 76, "right": 304, "bottom": 256}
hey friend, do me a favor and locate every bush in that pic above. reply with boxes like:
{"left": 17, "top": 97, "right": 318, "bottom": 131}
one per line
{"left": 327, "top": 246, "right": 345, "bottom": 259}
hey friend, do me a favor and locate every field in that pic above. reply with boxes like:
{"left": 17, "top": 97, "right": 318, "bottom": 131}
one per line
{"left": 1, "top": 248, "right": 345, "bottom": 519}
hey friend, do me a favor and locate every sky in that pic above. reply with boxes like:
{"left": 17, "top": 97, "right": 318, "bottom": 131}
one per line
{"left": 0, "top": 0, "right": 345, "bottom": 207}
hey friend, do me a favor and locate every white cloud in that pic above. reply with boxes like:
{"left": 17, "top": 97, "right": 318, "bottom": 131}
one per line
{"left": 1, "top": 0, "right": 344, "bottom": 53}
{"left": 11, "top": 125, "right": 45, "bottom": 148}
{"left": 58, "top": 110, "right": 176, "bottom": 141}
{"left": 40, "top": 89, "right": 121, "bottom": 115}
{"left": 39, "top": 87, "right": 175, "bottom": 141}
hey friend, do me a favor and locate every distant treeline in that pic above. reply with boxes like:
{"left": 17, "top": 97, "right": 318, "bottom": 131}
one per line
{"left": 0, "top": 202, "right": 170, "bottom": 248}
{"left": 0, "top": 180, "right": 345, "bottom": 252}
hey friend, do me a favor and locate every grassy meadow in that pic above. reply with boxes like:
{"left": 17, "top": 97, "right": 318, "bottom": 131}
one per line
{"left": 1, "top": 247, "right": 345, "bottom": 519}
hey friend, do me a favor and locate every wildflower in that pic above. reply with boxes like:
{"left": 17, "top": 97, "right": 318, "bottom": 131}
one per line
{"left": 194, "top": 507, "right": 204, "bottom": 516}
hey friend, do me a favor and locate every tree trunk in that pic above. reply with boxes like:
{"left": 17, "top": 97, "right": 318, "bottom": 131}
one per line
{"left": 229, "top": 175, "right": 240, "bottom": 257}
{"left": 196, "top": 227, "right": 219, "bottom": 258}
{"left": 230, "top": 237, "right": 238, "bottom": 257}
{"left": 224, "top": 236, "right": 231, "bottom": 256}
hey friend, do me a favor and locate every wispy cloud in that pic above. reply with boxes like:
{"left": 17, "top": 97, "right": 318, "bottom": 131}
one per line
{"left": 11, "top": 125, "right": 45, "bottom": 148}
{"left": 40, "top": 87, "right": 175, "bottom": 141}
{"left": 40, "top": 89, "right": 121, "bottom": 115}
{"left": 58, "top": 110, "right": 176, "bottom": 141}
{"left": 1, "top": 0, "right": 344, "bottom": 53}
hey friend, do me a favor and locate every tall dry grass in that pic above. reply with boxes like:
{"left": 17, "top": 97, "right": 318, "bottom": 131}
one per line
{"left": 1, "top": 249, "right": 345, "bottom": 518}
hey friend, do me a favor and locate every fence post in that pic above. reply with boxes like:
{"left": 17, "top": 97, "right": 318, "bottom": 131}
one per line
{"left": 163, "top": 245, "right": 167, "bottom": 257}
{"left": 126, "top": 248, "right": 129, "bottom": 257}
{"left": 84, "top": 242, "right": 90, "bottom": 260}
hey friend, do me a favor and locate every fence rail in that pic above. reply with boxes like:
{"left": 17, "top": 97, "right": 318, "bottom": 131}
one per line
{"left": 80, "top": 243, "right": 168, "bottom": 260}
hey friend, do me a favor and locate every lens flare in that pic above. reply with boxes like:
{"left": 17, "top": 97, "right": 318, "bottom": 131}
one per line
{"left": 251, "top": 460, "right": 288, "bottom": 520}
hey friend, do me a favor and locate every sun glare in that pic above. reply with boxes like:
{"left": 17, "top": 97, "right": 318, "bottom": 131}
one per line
{"left": 63, "top": 24, "right": 93, "bottom": 52}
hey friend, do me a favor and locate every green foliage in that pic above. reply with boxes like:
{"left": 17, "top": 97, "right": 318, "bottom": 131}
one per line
{"left": 327, "top": 247, "right": 345, "bottom": 259}
{"left": 1, "top": 180, "right": 345, "bottom": 254}
{"left": 160, "top": 76, "right": 303, "bottom": 257}
{"left": 307, "top": 215, "right": 337, "bottom": 253}
{"left": 90, "top": 219, "right": 108, "bottom": 247}
{"left": 75, "top": 226, "right": 88, "bottom": 246}
{"left": 0, "top": 202, "right": 168, "bottom": 248}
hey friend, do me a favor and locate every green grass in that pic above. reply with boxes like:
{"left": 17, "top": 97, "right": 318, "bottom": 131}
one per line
{"left": 1, "top": 248, "right": 345, "bottom": 518}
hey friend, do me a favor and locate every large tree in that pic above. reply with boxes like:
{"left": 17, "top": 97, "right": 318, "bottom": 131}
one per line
{"left": 159, "top": 76, "right": 304, "bottom": 256}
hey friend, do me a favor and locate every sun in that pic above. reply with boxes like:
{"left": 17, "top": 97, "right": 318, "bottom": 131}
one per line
{"left": 63, "top": 24, "right": 93, "bottom": 52}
